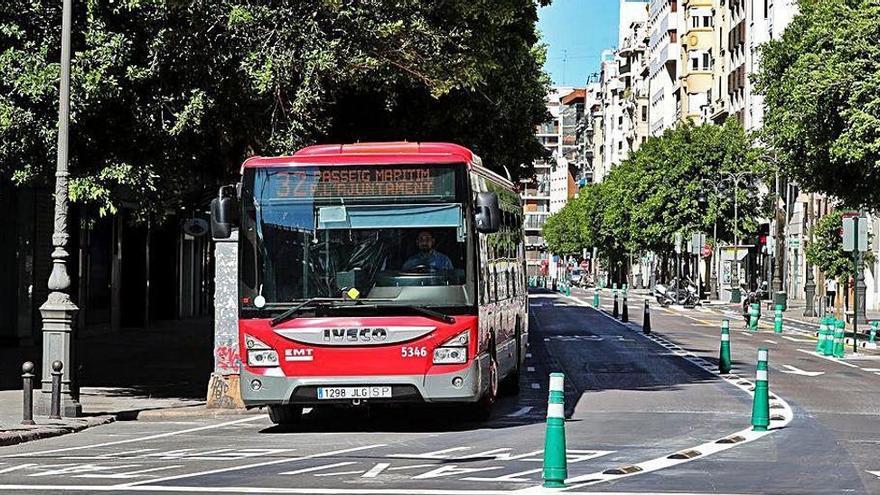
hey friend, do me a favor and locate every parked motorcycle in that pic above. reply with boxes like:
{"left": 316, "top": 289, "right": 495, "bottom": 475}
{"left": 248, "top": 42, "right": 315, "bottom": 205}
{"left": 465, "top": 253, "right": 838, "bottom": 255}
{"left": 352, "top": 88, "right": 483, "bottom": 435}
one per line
{"left": 654, "top": 277, "right": 699, "bottom": 307}
{"left": 740, "top": 281, "right": 769, "bottom": 325}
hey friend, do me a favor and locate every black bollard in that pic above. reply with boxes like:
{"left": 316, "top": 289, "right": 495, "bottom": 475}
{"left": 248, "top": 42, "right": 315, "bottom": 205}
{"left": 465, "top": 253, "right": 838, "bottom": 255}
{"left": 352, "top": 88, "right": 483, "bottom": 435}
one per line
{"left": 612, "top": 292, "right": 619, "bottom": 318}
{"left": 22, "top": 362, "right": 35, "bottom": 425}
{"left": 622, "top": 294, "right": 629, "bottom": 322}
{"left": 643, "top": 301, "right": 652, "bottom": 335}
{"left": 49, "top": 360, "right": 63, "bottom": 420}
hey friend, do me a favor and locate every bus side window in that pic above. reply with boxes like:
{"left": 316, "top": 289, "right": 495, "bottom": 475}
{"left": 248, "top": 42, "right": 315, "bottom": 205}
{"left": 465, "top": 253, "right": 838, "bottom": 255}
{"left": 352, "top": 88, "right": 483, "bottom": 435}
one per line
{"left": 492, "top": 268, "right": 498, "bottom": 303}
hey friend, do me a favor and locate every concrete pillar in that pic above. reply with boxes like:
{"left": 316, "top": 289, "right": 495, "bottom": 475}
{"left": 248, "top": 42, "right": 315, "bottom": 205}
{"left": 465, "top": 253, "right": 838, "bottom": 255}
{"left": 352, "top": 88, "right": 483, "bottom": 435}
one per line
{"left": 207, "top": 230, "right": 244, "bottom": 409}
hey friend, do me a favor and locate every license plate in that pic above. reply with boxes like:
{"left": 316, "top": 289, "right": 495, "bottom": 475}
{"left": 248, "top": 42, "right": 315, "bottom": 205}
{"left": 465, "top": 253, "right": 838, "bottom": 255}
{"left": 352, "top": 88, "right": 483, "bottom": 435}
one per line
{"left": 316, "top": 386, "right": 392, "bottom": 400}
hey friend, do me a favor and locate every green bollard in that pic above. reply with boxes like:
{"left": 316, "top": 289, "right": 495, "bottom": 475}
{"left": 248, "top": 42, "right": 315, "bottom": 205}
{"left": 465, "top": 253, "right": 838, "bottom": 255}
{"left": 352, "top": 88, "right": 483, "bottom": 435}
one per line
{"left": 542, "top": 373, "right": 567, "bottom": 488}
{"left": 593, "top": 288, "right": 600, "bottom": 308}
{"left": 612, "top": 292, "right": 619, "bottom": 318}
{"left": 749, "top": 303, "right": 760, "bottom": 331}
{"left": 870, "top": 321, "right": 878, "bottom": 344}
{"left": 751, "top": 348, "right": 771, "bottom": 431}
{"left": 773, "top": 305, "right": 783, "bottom": 333}
{"left": 816, "top": 317, "right": 828, "bottom": 354}
{"left": 565, "top": 284, "right": 571, "bottom": 297}
{"left": 822, "top": 317, "right": 836, "bottom": 356}
{"left": 833, "top": 320, "right": 846, "bottom": 358}
{"left": 719, "top": 319, "right": 732, "bottom": 374}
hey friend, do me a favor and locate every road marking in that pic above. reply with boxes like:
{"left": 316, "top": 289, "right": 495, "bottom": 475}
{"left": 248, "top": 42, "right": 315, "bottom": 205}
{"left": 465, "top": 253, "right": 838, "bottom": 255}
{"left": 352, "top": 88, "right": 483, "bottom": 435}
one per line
{"left": 530, "top": 383, "right": 541, "bottom": 389}
{"left": 360, "top": 463, "right": 390, "bottom": 478}
{"left": 763, "top": 340, "right": 778, "bottom": 344}
{"left": 868, "top": 470, "right": 880, "bottom": 479}
{"left": 796, "top": 349, "right": 860, "bottom": 368}
{"left": 505, "top": 406, "right": 533, "bottom": 417}
{"left": 0, "top": 464, "right": 37, "bottom": 474}
{"left": 525, "top": 353, "right": 533, "bottom": 358}
{"left": 314, "top": 470, "right": 365, "bottom": 477}
{"left": 861, "top": 368, "right": 880, "bottom": 372}
{"left": 386, "top": 464, "right": 436, "bottom": 471}
{"left": 73, "top": 466, "right": 180, "bottom": 479}
{"left": 526, "top": 366, "right": 536, "bottom": 372}
{"left": 778, "top": 365, "right": 825, "bottom": 377}
{"left": 2, "top": 416, "right": 265, "bottom": 459}
{"left": 411, "top": 465, "right": 502, "bottom": 479}
{"left": 387, "top": 447, "right": 470, "bottom": 460}
{"left": 118, "top": 444, "right": 385, "bottom": 488}
{"left": 781, "top": 335, "right": 814, "bottom": 343}
{"left": 279, "top": 462, "right": 356, "bottom": 476}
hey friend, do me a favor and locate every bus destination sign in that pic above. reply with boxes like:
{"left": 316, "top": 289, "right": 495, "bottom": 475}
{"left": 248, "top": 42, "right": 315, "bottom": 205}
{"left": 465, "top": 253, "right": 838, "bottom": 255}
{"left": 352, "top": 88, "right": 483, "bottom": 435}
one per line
{"left": 274, "top": 166, "right": 453, "bottom": 199}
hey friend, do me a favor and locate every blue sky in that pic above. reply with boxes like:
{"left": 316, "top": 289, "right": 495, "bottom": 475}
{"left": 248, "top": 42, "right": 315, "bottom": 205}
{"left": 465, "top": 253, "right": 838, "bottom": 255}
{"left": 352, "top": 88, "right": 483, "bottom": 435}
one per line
{"left": 537, "top": 0, "right": 620, "bottom": 86}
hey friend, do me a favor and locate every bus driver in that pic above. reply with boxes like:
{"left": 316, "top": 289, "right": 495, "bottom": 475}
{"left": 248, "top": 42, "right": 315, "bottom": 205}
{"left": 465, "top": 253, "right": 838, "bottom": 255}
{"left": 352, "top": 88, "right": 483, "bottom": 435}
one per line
{"left": 402, "top": 230, "right": 453, "bottom": 272}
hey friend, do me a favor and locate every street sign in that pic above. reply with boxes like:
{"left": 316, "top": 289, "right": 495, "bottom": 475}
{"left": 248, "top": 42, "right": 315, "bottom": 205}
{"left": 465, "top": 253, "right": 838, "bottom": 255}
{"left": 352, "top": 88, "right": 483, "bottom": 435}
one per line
{"left": 690, "top": 233, "right": 706, "bottom": 255}
{"left": 579, "top": 260, "right": 589, "bottom": 268}
{"left": 787, "top": 237, "right": 800, "bottom": 249}
{"left": 842, "top": 215, "right": 868, "bottom": 252}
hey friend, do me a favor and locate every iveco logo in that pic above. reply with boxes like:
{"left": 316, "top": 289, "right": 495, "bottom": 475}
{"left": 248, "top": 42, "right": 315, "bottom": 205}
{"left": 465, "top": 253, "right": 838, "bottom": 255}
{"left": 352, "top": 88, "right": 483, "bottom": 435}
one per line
{"left": 323, "top": 328, "right": 388, "bottom": 343}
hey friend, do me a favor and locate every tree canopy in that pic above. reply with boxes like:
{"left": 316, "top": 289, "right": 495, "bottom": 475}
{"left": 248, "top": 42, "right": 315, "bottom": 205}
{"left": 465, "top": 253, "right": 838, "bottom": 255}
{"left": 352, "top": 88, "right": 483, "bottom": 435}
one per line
{"left": 805, "top": 210, "right": 874, "bottom": 280}
{"left": 543, "top": 119, "right": 764, "bottom": 267}
{"left": 755, "top": 0, "right": 880, "bottom": 209}
{"left": 1, "top": 0, "right": 550, "bottom": 219}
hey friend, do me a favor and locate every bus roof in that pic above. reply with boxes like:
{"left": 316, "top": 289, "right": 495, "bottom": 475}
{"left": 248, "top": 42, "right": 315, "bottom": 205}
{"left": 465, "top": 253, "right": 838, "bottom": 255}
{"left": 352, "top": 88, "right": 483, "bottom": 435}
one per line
{"left": 242, "top": 142, "right": 476, "bottom": 169}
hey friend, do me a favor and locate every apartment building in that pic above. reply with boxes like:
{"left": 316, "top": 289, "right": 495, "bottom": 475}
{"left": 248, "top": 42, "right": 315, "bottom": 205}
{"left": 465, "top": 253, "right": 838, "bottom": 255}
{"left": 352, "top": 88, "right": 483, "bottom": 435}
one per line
{"left": 647, "top": 0, "right": 681, "bottom": 136}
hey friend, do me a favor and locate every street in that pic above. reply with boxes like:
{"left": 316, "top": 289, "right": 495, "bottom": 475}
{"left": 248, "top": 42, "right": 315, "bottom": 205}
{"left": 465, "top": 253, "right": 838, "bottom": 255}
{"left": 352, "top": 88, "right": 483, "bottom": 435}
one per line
{"left": 1, "top": 290, "right": 877, "bottom": 494}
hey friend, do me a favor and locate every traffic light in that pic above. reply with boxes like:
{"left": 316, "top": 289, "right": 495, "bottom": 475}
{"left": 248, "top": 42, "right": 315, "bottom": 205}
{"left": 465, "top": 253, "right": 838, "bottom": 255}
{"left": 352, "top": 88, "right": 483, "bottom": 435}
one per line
{"left": 757, "top": 223, "right": 770, "bottom": 250}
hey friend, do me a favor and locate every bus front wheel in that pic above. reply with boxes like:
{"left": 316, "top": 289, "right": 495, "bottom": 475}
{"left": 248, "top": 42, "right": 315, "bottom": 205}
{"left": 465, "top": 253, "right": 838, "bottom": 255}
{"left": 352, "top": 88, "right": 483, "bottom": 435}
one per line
{"left": 268, "top": 404, "right": 303, "bottom": 426}
{"left": 465, "top": 351, "right": 498, "bottom": 422}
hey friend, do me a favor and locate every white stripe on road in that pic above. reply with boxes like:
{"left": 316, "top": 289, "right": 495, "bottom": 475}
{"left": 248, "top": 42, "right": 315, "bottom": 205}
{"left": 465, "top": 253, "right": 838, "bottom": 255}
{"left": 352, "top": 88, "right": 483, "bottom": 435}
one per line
{"left": 505, "top": 406, "right": 533, "bottom": 417}
{"left": 530, "top": 383, "right": 541, "bottom": 389}
{"left": 526, "top": 366, "right": 536, "bottom": 372}
{"left": 0, "top": 486, "right": 752, "bottom": 494}
{"left": 118, "top": 444, "right": 386, "bottom": 488}
{"left": 360, "top": 463, "right": 391, "bottom": 478}
{"left": 2, "top": 416, "right": 265, "bottom": 459}
{"left": 781, "top": 335, "right": 814, "bottom": 343}
{"left": 795, "top": 349, "right": 859, "bottom": 368}
{"left": 279, "top": 462, "right": 356, "bottom": 476}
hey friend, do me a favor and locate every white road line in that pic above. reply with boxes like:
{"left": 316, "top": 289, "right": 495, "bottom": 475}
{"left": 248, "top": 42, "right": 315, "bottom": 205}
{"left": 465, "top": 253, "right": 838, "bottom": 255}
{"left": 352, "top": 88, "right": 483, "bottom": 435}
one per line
{"left": 778, "top": 365, "right": 824, "bottom": 377}
{"left": 73, "top": 466, "right": 181, "bottom": 479}
{"left": 279, "top": 462, "right": 356, "bottom": 476}
{"left": 0, "top": 486, "right": 724, "bottom": 494}
{"left": 525, "top": 353, "right": 533, "bottom": 358}
{"left": 314, "top": 470, "right": 365, "bottom": 477}
{"left": 526, "top": 366, "right": 536, "bottom": 372}
{"left": 505, "top": 406, "right": 533, "bottom": 418}
{"left": 0, "top": 464, "right": 37, "bottom": 474}
{"left": 763, "top": 340, "right": 778, "bottom": 344}
{"left": 117, "top": 444, "right": 385, "bottom": 488}
{"left": 795, "top": 349, "right": 860, "bottom": 368}
{"left": 781, "top": 335, "right": 814, "bottom": 343}
{"left": 386, "top": 447, "right": 470, "bottom": 459}
{"left": 861, "top": 368, "right": 880, "bottom": 372}
{"left": 360, "top": 463, "right": 391, "bottom": 478}
{"left": 2, "top": 416, "right": 265, "bottom": 459}
{"left": 386, "top": 464, "right": 437, "bottom": 471}
{"left": 530, "top": 383, "right": 541, "bottom": 389}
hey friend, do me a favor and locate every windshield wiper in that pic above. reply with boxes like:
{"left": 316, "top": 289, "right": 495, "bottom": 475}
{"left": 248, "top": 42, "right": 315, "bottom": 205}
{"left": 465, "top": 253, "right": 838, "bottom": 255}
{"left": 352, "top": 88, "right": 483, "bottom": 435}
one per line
{"left": 270, "top": 298, "right": 337, "bottom": 327}
{"left": 385, "top": 305, "right": 456, "bottom": 324}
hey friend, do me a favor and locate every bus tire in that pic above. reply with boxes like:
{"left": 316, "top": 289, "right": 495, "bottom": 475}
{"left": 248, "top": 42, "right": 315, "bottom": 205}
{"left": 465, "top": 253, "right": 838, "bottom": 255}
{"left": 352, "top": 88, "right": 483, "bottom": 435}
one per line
{"left": 466, "top": 346, "right": 499, "bottom": 422}
{"left": 500, "top": 323, "right": 522, "bottom": 396}
{"left": 268, "top": 404, "right": 303, "bottom": 426}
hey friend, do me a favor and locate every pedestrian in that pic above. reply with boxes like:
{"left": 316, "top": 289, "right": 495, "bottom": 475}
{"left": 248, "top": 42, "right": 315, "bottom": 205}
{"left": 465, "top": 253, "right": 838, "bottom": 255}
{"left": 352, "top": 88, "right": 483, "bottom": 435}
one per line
{"left": 825, "top": 277, "right": 837, "bottom": 309}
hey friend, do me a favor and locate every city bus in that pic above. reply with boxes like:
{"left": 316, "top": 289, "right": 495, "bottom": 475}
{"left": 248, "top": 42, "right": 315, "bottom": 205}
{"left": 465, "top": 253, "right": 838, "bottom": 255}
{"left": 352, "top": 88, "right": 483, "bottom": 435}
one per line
{"left": 210, "top": 142, "right": 528, "bottom": 424}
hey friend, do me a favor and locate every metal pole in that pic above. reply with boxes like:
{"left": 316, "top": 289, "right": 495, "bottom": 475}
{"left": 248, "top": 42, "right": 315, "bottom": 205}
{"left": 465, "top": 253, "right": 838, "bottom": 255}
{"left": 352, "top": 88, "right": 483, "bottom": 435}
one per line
{"left": 49, "top": 361, "right": 63, "bottom": 420}
{"left": 38, "top": 0, "right": 81, "bottom": 417}
{"left": 804, "top": 196, "right": 816, "bottom": 316}
{"left": 22, "top": 362, "right": 35, "bottom": 425}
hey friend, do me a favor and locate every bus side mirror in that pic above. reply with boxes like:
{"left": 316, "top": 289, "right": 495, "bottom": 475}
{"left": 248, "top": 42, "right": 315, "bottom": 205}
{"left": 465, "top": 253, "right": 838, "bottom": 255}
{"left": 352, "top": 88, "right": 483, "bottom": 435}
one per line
{"left": 210, "top": 186, "right": 238, "bottom": 239}
{"left": 475, "top": 192, "right": 500, "bottom": 233}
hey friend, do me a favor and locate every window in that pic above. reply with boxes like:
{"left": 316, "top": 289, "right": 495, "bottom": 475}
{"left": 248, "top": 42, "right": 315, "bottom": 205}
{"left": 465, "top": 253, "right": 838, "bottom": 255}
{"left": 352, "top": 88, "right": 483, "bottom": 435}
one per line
{"left": 641, "top": 106, "right": 648, "bottom": 121}
{"left": 689, "top": 8, "right": 713, "bottom": 29}
{"left": 689, "top": 50, "right": 713, "bottom": 71}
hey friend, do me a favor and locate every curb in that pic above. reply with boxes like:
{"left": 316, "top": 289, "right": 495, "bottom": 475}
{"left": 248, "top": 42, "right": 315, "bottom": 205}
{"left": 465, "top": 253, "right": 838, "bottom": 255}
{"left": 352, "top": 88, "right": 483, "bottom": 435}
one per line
{"left": 0, "top": 415, "right": 115, "bottom": 447}
{"left": 134, "top": 405, "right": 266, "bottom": 421}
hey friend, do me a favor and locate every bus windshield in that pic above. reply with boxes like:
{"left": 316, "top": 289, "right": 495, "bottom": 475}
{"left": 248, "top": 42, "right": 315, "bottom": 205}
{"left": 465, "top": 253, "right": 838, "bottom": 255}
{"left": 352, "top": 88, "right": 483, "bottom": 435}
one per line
{"left": 239, "top": 164, "right": 475, "bottom": 309}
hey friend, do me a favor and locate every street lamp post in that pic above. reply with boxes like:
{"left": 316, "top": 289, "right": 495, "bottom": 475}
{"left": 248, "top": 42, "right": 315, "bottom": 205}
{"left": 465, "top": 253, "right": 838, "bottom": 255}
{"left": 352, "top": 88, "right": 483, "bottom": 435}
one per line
{"left": 37, "top": 0, "right": 81, "bottom": 417}
{"left": 803, "top": 194, "right": 817, "bottom": 317}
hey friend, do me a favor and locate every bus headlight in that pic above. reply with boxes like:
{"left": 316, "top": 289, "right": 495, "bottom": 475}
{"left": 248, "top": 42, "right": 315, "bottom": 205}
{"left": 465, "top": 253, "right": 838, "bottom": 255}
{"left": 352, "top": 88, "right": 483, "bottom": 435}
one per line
{"left": 433, "top": 330, "right": 470, "bottom": 364}
{"left": 433, "top": 347, "right": 467, "bottom": 364}
{"left": 245, "top": 335, "right": 278, "bottom": 367}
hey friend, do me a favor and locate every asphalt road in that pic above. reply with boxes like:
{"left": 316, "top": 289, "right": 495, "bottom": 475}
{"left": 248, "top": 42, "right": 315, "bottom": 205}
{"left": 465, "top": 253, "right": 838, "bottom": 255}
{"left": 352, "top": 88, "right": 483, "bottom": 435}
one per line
{"left": 0, "top": 289, "right": 877, "bottom": 494}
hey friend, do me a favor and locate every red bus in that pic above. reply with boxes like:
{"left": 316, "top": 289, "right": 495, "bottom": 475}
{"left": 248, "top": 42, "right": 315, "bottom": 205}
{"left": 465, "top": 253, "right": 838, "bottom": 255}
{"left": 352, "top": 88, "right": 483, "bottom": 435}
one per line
{"left": 210, "top": 142, "right": 527, "bottom": 424}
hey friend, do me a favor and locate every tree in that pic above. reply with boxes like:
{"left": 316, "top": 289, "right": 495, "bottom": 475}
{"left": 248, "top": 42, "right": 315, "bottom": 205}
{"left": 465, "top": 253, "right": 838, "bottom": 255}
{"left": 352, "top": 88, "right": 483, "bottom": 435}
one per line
{"left": 0, "top": 0, "right": 550, "bottom": 219}
{"left": 806, "top": 211, "right": 874, "bottom": 280}
{"left": 755, "top": 0, "right": 880, "bottom": 209}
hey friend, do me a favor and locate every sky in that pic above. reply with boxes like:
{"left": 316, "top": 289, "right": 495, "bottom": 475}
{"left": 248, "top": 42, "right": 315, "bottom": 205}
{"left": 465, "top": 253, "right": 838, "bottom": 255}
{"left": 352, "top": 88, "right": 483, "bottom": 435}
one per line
{"left": 537, "top": 0, "right": 621, "bottom": 86}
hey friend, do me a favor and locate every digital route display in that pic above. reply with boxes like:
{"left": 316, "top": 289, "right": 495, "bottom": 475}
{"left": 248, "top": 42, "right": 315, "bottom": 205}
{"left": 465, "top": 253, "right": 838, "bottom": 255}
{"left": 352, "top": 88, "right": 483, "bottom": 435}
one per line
{"left": 270, "top": 166, "right": 455, "bottom": 199}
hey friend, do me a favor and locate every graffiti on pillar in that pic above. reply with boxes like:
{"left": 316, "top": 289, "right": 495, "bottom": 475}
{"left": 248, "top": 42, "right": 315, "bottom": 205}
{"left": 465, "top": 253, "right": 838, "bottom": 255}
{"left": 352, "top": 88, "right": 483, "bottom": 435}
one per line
{"left": 215, "top": 343, "right": 241, "bottom": 373}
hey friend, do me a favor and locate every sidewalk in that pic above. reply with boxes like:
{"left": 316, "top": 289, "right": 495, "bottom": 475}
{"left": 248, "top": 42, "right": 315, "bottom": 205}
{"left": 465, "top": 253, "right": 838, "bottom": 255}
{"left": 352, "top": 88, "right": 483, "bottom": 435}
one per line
{"left": 0, "top": 318, "right": 262, "bottom": 446}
